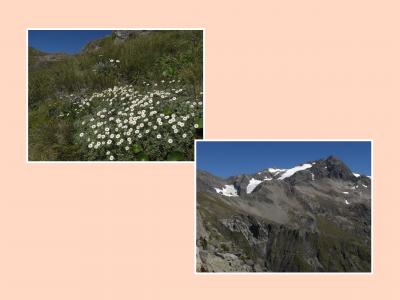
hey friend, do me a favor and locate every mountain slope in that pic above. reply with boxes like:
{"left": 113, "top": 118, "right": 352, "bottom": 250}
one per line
{"left": 28, "top": 30, "right": 203, "bottom": 161}
{"left": 196, "top": 156, "right": 371, "bottom": 272}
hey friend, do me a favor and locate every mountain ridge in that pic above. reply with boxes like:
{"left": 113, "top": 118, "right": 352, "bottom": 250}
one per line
{"left": 198, "top": 156, "right": 371, "bottom": 197}
{"left": 196, "top": 155, "right": 371, "bottom": 272}
{"left": 199, "top": 155, "right": 370, "bottom": 180}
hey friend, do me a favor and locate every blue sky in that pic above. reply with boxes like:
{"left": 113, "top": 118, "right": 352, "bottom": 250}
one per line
{"left": 28, "top": 30, "right": 113, "bottom": 54}
{"left": 196, "top": 141, "right": 372, "bottom": 178}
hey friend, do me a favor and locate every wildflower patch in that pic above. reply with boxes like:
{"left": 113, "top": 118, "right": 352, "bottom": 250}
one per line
{"left": 59, "top": 79, "right": 203, "bottom": 161}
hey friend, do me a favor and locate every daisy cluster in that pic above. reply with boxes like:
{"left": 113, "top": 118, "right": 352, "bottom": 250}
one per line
{"left": 61, "top": 80, "right": 203, "bottom": 161}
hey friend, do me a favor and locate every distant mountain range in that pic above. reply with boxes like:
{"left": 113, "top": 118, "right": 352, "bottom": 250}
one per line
{"left": 196, "top": 156, "right": 371, "bottom": 272}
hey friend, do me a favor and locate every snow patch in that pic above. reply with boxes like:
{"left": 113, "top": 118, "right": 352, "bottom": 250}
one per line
{"left": 278, "top": 164, "right": 313, "bottom": 180}
{"left": 353, "top": 173, "right": 361, "bottom": 177}
{"left": 345, "top": 200, "right": 350, "bottom": 205}
{"left": 362, "top": 184, "right": 368, "bottom": 188}
{"left": 264, "top": 177, "right": 273, "bottom": 181}
{"left": 214, "top": 185, "right": 238, "bottom": 197}
{"left": 311, "top": 173, "right": 315, "bottom": 181}
{"left": 268, "top": 168, "right": 285, "bottom": 173}
{"left": 246, "top": 178, "right": 263, "bottom": 194}
{"left": 342, "top": 191, "right": 349, "bottom": 194}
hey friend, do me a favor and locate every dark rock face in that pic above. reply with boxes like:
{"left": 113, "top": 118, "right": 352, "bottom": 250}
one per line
{"left": 227, "top": 174, "right": 252, "bottom": 196}
{"left": 285, "top": 156, "right": 358, "bottom": 185}
{"left": 324, "top": 156, "right": 356, "bottom": 181}
{"left": 196, "top": 156, "right": 371, "bottom": 272}
{"left": 285, "top": 169, "right": 314, "bottom": 185}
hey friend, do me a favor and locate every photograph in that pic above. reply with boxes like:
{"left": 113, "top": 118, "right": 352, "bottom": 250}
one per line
{"left": 196, "top": 141, "right": 372, "bottom": 273}
{"left": 28, "top": 29, "right": 203, "bottom": 161}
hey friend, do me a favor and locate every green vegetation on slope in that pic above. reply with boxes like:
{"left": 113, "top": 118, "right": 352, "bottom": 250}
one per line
{"left": 197, "top": 191, "right": 371, "bottom": 272}
{"left": 28, "top": 30, "right": 203, "bottom": 161}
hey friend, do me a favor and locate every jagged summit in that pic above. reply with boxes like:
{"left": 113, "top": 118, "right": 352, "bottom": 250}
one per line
{"left": 198, "top": 156, "right": 370, "bottom": 197}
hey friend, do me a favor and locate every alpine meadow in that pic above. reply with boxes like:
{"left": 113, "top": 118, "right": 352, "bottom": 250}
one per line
{"left": 28, "top": 30, "right": 203, "bottom": 161}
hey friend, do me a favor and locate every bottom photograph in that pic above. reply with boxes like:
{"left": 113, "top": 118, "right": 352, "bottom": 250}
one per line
{"left": 195, "top": 140, "right": 372, "bottom": 273}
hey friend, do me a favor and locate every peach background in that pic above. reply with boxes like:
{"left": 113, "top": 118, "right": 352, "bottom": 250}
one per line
{"left": 1, "top": 0, "right": 399, "bottom": 299}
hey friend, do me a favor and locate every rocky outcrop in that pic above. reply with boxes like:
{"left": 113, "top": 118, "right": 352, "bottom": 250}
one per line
{"left": 197, "top": 208, "right": 370, "bottom": 272}
{"left": 81, "top": 30, "right": 152, "bottom": 53}
{"left": 113, "top": 30, "right": 150, "bottom": 43}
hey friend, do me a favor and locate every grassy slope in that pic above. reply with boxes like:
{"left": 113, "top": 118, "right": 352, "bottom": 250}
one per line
{"left": 28, "top": 30, "right": 203, "bottom": 161}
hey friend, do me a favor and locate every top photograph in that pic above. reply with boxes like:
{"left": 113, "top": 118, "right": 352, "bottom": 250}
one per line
{"left": 27, "top": 29, "right": 204, "bottom": 162}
